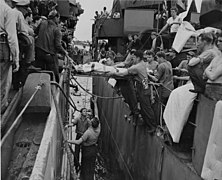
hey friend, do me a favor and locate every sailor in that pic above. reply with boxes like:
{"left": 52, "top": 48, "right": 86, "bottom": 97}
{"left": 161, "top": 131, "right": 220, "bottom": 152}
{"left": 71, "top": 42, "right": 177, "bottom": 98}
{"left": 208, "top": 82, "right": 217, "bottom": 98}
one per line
{"left": 0, "top": 0, "right": 20, "bottom": 113}
{"left": 35, "top": 10, "right": 68, "bottom": 82}
{"left": 100, "top": 6, "right": 109, "bottom": 18}
{"left": 113, "top": 50, "right": 140, "bottom": 125}
{"left": 188, "top": 32, "right": 221, "bottom": 93}
{"left": 173, "top": 51, "right": 195, "bottom": 86}
{"left": 11, "top": 0, "right": 37, "bottom": 68}
{"left": 11, "top": 0, "right": 39, "bottom": 89}
{"left": 203, "top": 32, "right": 222, "bottom": 100}
{"left": 110, "top": 50, "right": 157, "bottom": 133}
{"left": 131, "top": 34, "right": 142, "bottom": 50}
{"left": 67, "top": 107, "right": 91, "bottom": 172}
{"left": 143, "top": 50, "right": 159, "bottom": 72}
{"left": 106, "top": 46, "right": 116, "bottom": 60}
{"left": 68, "top": 97, "right": 101, "bottom": 180}
{"left": 148, "top": 51, "right": 174, "bottom": 105}
{"left": 152, "top": 7, "right": 182, "bottom": 50}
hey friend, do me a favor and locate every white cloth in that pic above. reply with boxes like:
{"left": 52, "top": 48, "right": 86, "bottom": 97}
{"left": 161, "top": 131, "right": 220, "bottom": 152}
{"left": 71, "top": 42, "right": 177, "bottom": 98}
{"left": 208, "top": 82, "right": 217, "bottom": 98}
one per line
{"left": 75, "top": 62, "right": 126, "bottom": 74}
{"left": 108, "top": 78, "right": 117, "bottom": 87}
{"left": 172, "top": 21, "right": 196, "bottom": 53}
{"left": 178, "top": 0, "right": 193, "bottom": 20}
{"left": 201, "top": 101, "right": 222, "bottom": 180}
{"left": 167, "top": 16, "right": 181, "bottom": 33}
{"left": 195, "top": 0, "right": 202, "bottom": 13}
{"left": 163, "top": 83, "right": 197, "bottom": 143}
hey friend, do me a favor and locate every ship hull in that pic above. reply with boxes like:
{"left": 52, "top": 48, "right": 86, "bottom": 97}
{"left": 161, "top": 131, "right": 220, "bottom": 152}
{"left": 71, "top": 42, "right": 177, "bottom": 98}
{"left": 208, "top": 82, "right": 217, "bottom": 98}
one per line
{"left": 93, "top": 77, "right": 201, "bottom": 180}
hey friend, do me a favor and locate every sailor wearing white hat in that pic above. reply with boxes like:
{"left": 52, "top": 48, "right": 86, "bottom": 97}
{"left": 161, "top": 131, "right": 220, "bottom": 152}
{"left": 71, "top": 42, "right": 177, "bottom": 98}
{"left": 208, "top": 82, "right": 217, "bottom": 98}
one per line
{"left": 12, "top": 0, "right": 30, "bottom": 6}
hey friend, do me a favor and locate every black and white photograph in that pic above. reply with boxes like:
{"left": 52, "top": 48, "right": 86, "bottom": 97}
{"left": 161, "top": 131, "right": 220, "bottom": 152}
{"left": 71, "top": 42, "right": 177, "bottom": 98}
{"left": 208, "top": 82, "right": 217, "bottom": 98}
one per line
{"left": 1, "top": 0, "right": 222, "bottom": 179}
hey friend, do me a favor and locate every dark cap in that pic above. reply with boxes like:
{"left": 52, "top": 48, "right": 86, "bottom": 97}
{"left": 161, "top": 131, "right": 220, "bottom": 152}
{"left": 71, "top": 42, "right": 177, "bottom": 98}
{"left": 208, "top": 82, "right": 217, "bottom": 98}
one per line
{"left": 133, "top": 50, "right": 144, "bottom": 59}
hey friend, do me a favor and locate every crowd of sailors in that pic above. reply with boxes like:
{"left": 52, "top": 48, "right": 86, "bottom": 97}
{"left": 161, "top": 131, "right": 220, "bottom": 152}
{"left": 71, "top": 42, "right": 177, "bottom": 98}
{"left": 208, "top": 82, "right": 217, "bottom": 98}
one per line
{"left": 1, "top": 2, "right": 100, "bottom": 179}
{"left": 68, "top": 24, "right": 222, "bottom": 178}
{"left": 0, "top": 0, "right": 74, "bottom": 113}
{"left": 94, "top": 7, "right": 109, "bottom": 20}
{"left": 94, "top": 7, "right": 222, "bottom": 136}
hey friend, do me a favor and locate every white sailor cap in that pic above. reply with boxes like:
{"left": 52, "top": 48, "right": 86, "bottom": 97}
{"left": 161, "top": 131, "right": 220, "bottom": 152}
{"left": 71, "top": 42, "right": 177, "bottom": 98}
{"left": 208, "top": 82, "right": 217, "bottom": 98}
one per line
{"left": 69, "top": 0, "right": 77, "bottom": 6}
{"left": 13, "top": 0, "right": 30, "bottom": 6}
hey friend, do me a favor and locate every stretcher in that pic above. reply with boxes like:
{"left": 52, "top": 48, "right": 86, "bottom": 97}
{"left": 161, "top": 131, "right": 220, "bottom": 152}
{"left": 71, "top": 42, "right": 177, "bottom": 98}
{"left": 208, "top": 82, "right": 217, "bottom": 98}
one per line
{"left": 71, "top": 62, "right": 133, "bottom": 79}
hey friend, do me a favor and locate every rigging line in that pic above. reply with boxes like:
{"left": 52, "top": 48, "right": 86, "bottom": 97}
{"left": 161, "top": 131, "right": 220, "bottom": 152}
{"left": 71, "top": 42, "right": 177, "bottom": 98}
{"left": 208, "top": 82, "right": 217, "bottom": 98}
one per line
{"left": 50, "top": 81, "right": 80, "bottom": 112}
{"left": 100, "top": 109, "right": 134, "bottom": 180}
{"left": 71, "top": 74, "right": 123, "bottom": 99}
{"left": 160, "top": 83, "right": 173, "bottom": 92}
{"left": 1, "top": 88, "right": 22, "bottom": 132}
{"left": 51, "top": 81, "right": 81, "bottom": 177}
{"left": 1, "top": 83, "right": 44, "bottom": 145}
{"left": 149, "top": 82, "right": 173, "bottom": 93}
{"left": 51, "top": 87, "right": 78, "bottom": 180}
{"left": 151, "top": 84, "right": 165, "bottom": 127}
{"left": 152, "top": 84, "right": 166, "bottom": 108}
{"left": 84, "top": 77, "right": 89, "bottom": 108}
{"left": 139, "top": 35, "right": 151, "bottom": 50}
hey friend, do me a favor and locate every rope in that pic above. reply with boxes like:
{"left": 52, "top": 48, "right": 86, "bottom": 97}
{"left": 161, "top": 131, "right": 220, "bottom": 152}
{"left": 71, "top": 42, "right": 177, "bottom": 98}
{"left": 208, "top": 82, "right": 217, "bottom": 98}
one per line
{"left": 71, "top": 74, "right": 123, "bottom": 99}
{"left": 150, "top": 81, "right": 174, "bottom": 127}
{"left": 149, "top": 82, "right": 173, "bottom": 93}
{"left": 84, "top": 77, "right": 89, "bottom": 108}
{"left": 1, "top": 88, "right": 22, "bottom": 132}
{"left": 51, "top": 87, "right": 78, "bottom": 180}
{"left": 160, "top": 83, "right": 173, "bottom": 92}
{"left": 1, "top": 83, "right": 44, "bottom": 145}
{"left": 151, "top": 84, "right": 165, "bottom": 128}
{"left": 51, "top": 81, "right": 80, "bottom": 112}
{"left": 100, "top": 109, "right": 134, "bottom": 180}
{"left": 51, "top": 80, "right": 81, "bottom": 176}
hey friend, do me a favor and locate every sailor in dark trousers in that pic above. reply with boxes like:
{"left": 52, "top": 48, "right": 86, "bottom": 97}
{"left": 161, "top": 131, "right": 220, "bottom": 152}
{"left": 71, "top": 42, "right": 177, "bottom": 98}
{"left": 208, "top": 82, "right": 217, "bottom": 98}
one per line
{"left": 68, "top": 97, "right": 101, "bottom": 180}
{"left": 35, "top": 11, "right": 68, "bottom": 82}
{"left": 110, "top": 50, "right": 157, "bottom": 133}
{"left": 67, "top": 108, "right": 90, "bottom": 172}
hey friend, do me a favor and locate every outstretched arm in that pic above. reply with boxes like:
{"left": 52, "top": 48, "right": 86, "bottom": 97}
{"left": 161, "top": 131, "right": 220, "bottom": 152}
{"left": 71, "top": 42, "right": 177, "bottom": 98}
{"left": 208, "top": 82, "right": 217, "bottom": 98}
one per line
{"left": 68, "top": 138, "right": 83, "bottom": 145}
{"left": 159, "top": 23, "right": 169, "bottom": 35}
{"left": 148, "top": 73, "right": 158, "bottom": 82}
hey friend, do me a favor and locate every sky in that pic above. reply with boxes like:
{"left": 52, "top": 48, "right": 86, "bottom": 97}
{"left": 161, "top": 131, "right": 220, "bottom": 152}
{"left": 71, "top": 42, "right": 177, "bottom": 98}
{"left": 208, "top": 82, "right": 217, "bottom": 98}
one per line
{"left": 74, "top": 0, "right": 113, "bottom": 41}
